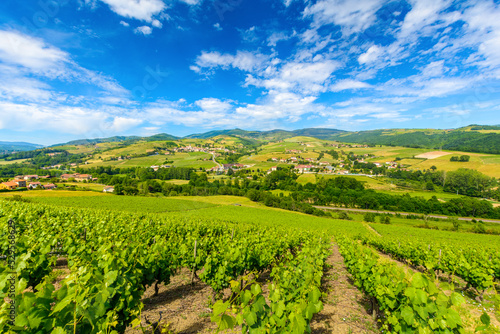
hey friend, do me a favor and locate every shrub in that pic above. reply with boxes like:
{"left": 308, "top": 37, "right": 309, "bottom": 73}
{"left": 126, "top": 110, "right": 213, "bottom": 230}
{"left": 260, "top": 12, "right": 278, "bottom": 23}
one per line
{"left": 338, "top": 211, "right": 352, "bottom": 220}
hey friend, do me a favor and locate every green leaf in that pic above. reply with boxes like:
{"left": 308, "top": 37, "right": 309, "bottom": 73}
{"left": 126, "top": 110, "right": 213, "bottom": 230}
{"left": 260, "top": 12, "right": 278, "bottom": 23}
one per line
{"left": 212, "top": 300, "right": 229, "bottom": 317}
{"left": 220, "top": 314, "right": 234, "bottom": 330}
{"left": 251, "top": 283, "right": 262, "bottom": 296}
{"left": 244, "top": 311, "right": 257, "bottom": 327}
{"left": 480, "top": 312, "right": 490, "bottom": 326}
{"left": 275, "top": 301, "right": 286, "bottom": 318}
{"left": 401, "top": 306, "right": 414, "bottom": 326}
{"left": 446, "top": 309, "right": 462, "bottom": 329}
{"left": 105, "top": 270, "right": 118, "bottom": 286}
{"left": 130, "top": 318, "right": 141, "bottom": 328}
{"left": 415, "top": 290, "right": 428, "bottom": 304}
{"left": 450, "top": 292, "right": 465, "bottom": 306}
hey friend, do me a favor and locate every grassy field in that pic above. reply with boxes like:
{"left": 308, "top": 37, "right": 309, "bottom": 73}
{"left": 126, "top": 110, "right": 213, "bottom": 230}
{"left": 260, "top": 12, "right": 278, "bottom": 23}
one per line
{"left": 0, "top": 190, "right": 107, "bottom": 198}
{"left": 270, "top": 189, "right": 291, "bottom": 196}
{"left": 56, "top": 182, "right": 107, "bottom": 191}
{"left": 340, "top": 211, "right": 500, "bottom": 234}
{"left": 0, "top": 158, "right": 29, "bottom": 165}
{"left": 82, "top": 151, "right": 215, "bottom": 169}
{"left": 370, "top": 222, "right": 500, "bottom": 245}
{"left": 296, "top": 174, "right": 316, "bottom": 184}
{"left": 164, "top": 179, "right": 190, "bottom": 185}
{"left": 166, "top": 200, "right": 369, "bottom": 235}
{"left": 29, "top": 195, "right": 217, "bottom": 213}
{"left": 18, "top": 190, "right": 500, "bottom": 238}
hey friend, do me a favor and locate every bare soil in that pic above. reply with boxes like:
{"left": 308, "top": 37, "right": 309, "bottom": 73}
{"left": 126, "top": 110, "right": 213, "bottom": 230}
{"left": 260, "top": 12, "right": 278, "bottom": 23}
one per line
{"left": 415, "top": 151, "right": 451, "bottom": 159}
{"left": 310, "top": 243, "right": 378, "bottom": 334}
{"left": 125, "top": 268, "right": 239, "bottom": 334}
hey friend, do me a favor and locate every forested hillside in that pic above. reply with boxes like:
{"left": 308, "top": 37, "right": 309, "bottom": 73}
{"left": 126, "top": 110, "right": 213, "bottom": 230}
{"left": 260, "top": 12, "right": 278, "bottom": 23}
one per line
{"left": 331, "top": 130, "right": 500, "bottom": 154}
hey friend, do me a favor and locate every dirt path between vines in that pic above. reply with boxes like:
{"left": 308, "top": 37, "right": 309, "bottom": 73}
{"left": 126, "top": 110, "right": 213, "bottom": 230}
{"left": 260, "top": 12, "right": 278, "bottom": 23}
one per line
{"left": 310, "top": 243, "right": 378, "bottom": 334}
{"left": 124, "top": 268, "right": 239, "bottom": 334}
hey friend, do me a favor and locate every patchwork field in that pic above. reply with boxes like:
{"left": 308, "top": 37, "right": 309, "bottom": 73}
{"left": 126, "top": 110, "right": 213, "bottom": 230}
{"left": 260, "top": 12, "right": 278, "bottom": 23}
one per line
{"left": 414, "top": 151, "right": 452, "bottom": 159}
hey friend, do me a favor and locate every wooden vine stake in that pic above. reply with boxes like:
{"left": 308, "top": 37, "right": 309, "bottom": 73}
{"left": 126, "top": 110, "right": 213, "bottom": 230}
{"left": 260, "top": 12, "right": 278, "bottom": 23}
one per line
{"left": 83, "top": 228, "right": 87, "bottom": 242}
{"left": 191, "top": 240, "right": 197, "bottom": 285}
{"left": 231, "top": 228, "right": 234, "bottom": 240}
{"left": 438, "top": 249, "right": 442, "bottom": 276}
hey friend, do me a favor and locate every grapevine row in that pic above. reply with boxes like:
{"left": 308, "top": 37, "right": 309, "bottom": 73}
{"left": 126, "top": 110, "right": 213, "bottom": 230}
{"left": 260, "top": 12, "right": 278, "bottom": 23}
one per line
{"left": 337, "top": 234, "right": 466, "bottom": 333}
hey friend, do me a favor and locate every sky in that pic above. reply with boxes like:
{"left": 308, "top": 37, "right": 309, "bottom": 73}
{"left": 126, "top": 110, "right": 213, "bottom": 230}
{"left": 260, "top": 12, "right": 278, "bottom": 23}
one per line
{"left": 1, "top": 0, "right": 500, "bottom": 145}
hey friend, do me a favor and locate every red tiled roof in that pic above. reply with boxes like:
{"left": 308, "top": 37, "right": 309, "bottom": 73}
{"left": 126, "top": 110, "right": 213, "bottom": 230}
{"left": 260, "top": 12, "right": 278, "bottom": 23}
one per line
{"left": 3, "top": 182, "right": 17, "bottom": 186}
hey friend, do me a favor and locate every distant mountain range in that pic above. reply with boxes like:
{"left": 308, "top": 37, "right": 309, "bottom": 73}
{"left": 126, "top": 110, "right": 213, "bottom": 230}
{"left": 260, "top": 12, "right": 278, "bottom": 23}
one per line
{"left": 59, "top": 133, "right": 179, "bottom": 146}
{"left": 7, "top": 124, "right": 499, "bottom": 155}
{"left": 185, "top": 128, "right": 346, "bottom": 140}
{"left": 0, "top": 141, "right": 44, "bottom": 152}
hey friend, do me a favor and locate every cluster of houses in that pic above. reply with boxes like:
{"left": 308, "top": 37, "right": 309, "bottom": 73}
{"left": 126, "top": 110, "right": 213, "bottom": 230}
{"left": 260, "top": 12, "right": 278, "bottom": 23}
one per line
{"left": 0, "top": 172, "right": 96, "bottom": 191}
{"left": 0, "top": 175, "right": 56, "bottom": 191}
{"left": 41, "top": 162, "right": 79, "bottom": 169}
{"left": 150, "top": 165, "right": 171, "bottom": 171}
{"left": 270, "top": 156, "right": 331, "bottom": 166}
{"left": 60, "top": 173, "right": 94, "bottom": 181}
{"left": 172, "top": 145, "right": 237, "bottom": 155}
{"left": 207, "top": 163, "right": 248, "bottom": 173}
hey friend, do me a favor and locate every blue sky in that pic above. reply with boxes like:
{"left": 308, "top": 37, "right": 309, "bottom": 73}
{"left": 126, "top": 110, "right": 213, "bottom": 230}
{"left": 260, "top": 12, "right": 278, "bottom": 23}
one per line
{"left": 1, "top": 0, "right": 500, "bottom": 145}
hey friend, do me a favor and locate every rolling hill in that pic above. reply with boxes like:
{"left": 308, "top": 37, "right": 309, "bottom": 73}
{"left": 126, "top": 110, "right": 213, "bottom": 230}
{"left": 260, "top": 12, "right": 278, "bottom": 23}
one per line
{"left": 0, "top": 141, "right": 44, "bottom": 152}
{"left": 47, "top": 124, "right": 500, "bottom": 155}
{"left": 329, "top": 128, "right": 500, "bottom": 154}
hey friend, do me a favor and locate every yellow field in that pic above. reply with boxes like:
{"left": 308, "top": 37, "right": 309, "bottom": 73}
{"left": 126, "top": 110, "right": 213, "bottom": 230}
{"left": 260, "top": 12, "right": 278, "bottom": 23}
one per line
{"left": 0, "top": 158, "right": 28, "bottom": 165}
{"left": 171, "top": 195, "right": 265, "bottom": 208}
{"left": 296, "top": 174, "right": 316, "bottom": 184}
{"left": 58, "top": 182, "right": 107, "bottom": 191}
{"left": 411, "top": 153, "right": 500, "bottom": 178}
{"left": 164, "top": 179, "right": 190, "bottom": 185}
{"left": 340, "top": 146, "right": 500, "bottom": 178}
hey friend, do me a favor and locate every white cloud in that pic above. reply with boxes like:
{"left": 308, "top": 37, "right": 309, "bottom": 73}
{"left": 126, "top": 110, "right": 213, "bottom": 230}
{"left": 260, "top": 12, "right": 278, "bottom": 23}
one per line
{"left": 235, "top": 92, "right": 319, "bottom": 122}
{"left": 152, "top": 19, "right": 162, "bottom": 28}
{"left": 330, "top": 79, "right": 372, "bottom": 92}
{"left": 244, "top": 60, "right": 340, "bottom": 95}
{"left": 213, "top": 23, "right": 222, "bottom": 31}
{"left": 398, "top": 0, "right": 452, "bottom": 40}
{"left": 120, "top": 21, "right": 130, "bottom": 27}
{"left": 240, "top": 26, "right": 258, "bottom": 43}
{"left": 0, "top": 29, "right": 128, "bottom": 96}
{"left": 381, "top": 75, "right": 473, "bottom": 99}
{"left": 98, "top": 0, "right": 165, "bottom": 22}
{"left": 195, "top": 98, "right": 232, "bottom": 113}
{"left": 303, "top": 0, "right": 384, "bottom": 35}
{"left": 134, "top": 26, "right": 153, "bottom": 35}
{"left": 109, "top": 116, "right": 143, "bottom": 131}
{"left": 420, "top": 60, "right": 445, "bottom": 78}
{"left": 0, "top": 30, "right": 68, "bottom": 74}
{"left": 144, "top": 100, "right": 240, "bottom": 127}
{"left": 194, "top": 51, "right": 269, "bottom": 72}
{"left": 358, "top": 45, "right": 382, "bottom": 64}
{"left": 461, "top": 1, "right": 500, "bottom": 74}
{"left": 267, "top": 31, "right": 293, "bottom": 47}
{"left": 0, "top": 101, "right": 141, "bottom": 135}
{"left": 178, "top": 0, "right": 203, "bottom": 5}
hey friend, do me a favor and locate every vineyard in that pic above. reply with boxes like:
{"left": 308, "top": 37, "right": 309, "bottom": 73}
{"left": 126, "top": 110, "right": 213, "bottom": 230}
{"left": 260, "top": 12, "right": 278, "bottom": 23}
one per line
{"left": 1, "top": 199, "right": 499, "bottom": 333}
